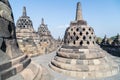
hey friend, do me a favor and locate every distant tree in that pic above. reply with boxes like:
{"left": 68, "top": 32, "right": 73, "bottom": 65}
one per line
{"left": 110, "top": 36, "right": 116, "bottom": 40}
{"left": 96, "top": 37, "right": 102, "bottom": 44}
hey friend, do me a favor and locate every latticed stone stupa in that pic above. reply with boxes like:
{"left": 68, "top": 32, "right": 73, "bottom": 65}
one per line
{"left": 0, "top": 0, "right": 52, "bottom": 80}
{"left": 100, "top": 35, "right": 111, "bottom": 46}
{"left": 37, "top": 18, "right": 58, "bottom": 54}
{"left": 100, "top": 34, "right": 120, "bottom": 57}
{"left": 16, "top": 6, "right": 40, "bottom": 56}
{"left": 16, "top": 6, "right": 39, "bottom": 43}
{"left": 50, "top": 2, "right": 119, "bottom": 79}
{"left": 112, "top": 34, "right": 120, "bottom": 46}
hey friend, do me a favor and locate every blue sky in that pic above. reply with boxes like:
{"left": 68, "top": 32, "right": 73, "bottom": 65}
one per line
{"left": 9, "top": 0, "right": 120, "bottom": 39}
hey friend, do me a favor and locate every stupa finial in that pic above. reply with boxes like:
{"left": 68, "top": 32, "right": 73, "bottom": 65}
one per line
{"left": 75, "top": 2, "right": 83, "bottom": 21}
{"left": 23, "top": 6, "right": 27, "bottom": 16}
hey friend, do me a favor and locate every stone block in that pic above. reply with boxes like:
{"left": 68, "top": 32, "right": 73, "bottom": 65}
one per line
{"left": 71, "top": 59, "right": 76, "bottom": 65}
{"left": 93, "top": 59, "right": 100, "bottom": 65}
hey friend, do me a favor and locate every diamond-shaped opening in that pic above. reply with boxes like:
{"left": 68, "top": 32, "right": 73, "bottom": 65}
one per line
{"left": 76, "top": 28, "right": 79, "bottom": 32}
{"left": 87, "top": 41, "right": 90, "bottom": 45}
{"left": 83, "top": 28, "right": 85, "bottom": 31}
{"left": 86, "top": 32, "right": 89, "bottom": 35}
{"left": 80, "top": 41, "right": 83, "bottom": 46}
{"left": 80, "top": 32, "right": 82, "bottom": 36}
{"left": 83, "top": 36, "right": 86, "bottom": 40}
{"left": 91, "top": 32, "right": 93, "bottom": 35}
{"left": 1, "top": 40, "right": 6, "bottom": 52}
{"left": 73, "top": 40, "right": 76, "bottom": 44}
{"left": 76, "top": 36, "right": 79, "bottom": 40}
{"left": 73, "top": 32, "right": 76, "bottom": 36}
{"left": 89, "top": 36, "right": 92, "bottom": 39}
{"left": 8, "top": 23, "right": 12, "bottom": 35}
{"left": 89, "top": 28, "right": 91, "bottom": 31}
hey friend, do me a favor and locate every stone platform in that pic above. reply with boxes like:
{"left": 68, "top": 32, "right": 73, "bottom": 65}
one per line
{"left": 32, "top": 51, "right": 120, "bottom": 80}
{"left": 49, "top": 2, "right": 119, "bottom": 79}
{"left": 50, "top": 45, "right": 119, "bottom": 78}
{"left": 6, "top": 61, "right": 52, "bottom": 80}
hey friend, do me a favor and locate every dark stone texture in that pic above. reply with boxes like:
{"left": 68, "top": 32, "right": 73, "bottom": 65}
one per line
{"left": 22, "top": 58, "right": 31, "bottom": 68}
{"left": 0, "top": 18, "right": 10, "bottom": 37}
{"left": 1, "top": 68, "right": 16, "bottom": 80}
{"left": 100, "top": 34, "right": 120, "bottom": 57}
{"left": 0, "top": 0, "right": 24, "bottom": 78}
{"left": 1, "top": 39, "right": 6, "bottom": 52}
{"left": 0, "top": 61, "right": 11, "bottom": 72}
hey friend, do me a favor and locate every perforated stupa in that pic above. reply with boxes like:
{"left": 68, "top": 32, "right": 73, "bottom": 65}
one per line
{"left": 50, "top": 2, "right": 119, "bottom": 79}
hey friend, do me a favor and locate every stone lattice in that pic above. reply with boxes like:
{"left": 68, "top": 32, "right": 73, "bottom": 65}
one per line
{"left": 50, "top": 2, "right": 119, "bottom": 79}
{"left": 37, "top": 18, "right": 58, "bottom": 54}
{"left": 16, "top": 8, "right": 59, "bottom": 55}
{"left": 16, "top": 6, "right": 38, "bottom": 42}
{"left": 0, "top": 1, "right": 52, "bottom": 80}
{"left": 16, "top": 7, "right": 42, "bottom": 56}
{"left": 16, "top": 7, "right": 33, "bottom": 29}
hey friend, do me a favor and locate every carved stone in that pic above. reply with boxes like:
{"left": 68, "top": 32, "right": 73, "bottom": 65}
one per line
{"left": 50, "top": 2, "right": 119, "bottom": 79}
{"left": 0, "top": 1, "right": 52, "bottom": 80}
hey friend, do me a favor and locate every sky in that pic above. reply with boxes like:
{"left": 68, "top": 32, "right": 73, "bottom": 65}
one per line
{"left": 9, "top": 0, "right": 120, "bottom": 39}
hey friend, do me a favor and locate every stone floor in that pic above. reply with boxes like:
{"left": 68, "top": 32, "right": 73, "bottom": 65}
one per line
{"left": 32, "top": 51, "right": 120, "bottom": 80}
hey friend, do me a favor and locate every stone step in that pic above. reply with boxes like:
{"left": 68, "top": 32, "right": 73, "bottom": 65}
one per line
{"left": 51, "top": 59, "right": 116, "bottom": 72}
{"left": 57, "top": 51, "right": 105, "bottom": 60}
{"left": 0, "top": 57, "right": 31, "bottom": 80}
{"left": 20, "top": 62, "right": 41, "bottom": 80}
{"left": 54, "top": 56, "right": 107, "bottom": 65}
{"left": 49, "top": 63, "right": 119, "bottom": 79}
{"left": 0, "top": 54, "right": 27, "bottom": 72}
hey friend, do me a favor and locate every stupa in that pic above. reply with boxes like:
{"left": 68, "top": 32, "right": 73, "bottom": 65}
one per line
{"left": 100, "top": 35, "right": 110, "bottom": 46}
{"left": 50, "top": 2, "right": 119, "bottom": 79}
{"left": 16, "top": 7, "right": 40, "bottom": 56}
{"left": 16, "top": 6, "right": 39, "bottom": 43}
{"left": 37, "top": 18, "right": 58, "bottom": 54}
{"left": 0, "top": 0, "right": 52, "bottom": 80}
{"left": 112, "top": 34, "right": 120, "bottom": 46}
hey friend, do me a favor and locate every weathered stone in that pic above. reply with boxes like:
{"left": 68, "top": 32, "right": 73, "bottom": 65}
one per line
{"left": 0, "top": 1, "right": 53, "bottom": 80}
{"left": 16, "top": 6, "right": 40, "bottom": 56}
{"left": 100, "top": 34, "right": 120, "bottom": 57}
{"left": 38, "top": 18, "right": 58, "bottom": 54}
{"left": 50, "top": 2, "right": 119, "bottom": 79}
{"left": 16, "top": 8, "right": 59, "bottom": 56}
{"left": 0, "top": 1, "right": 13, "bottom": 22}
{"left": 0, "top": 18, "right": 10, "bottom": 37}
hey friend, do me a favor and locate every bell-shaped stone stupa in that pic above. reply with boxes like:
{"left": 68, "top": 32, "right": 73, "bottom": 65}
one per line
{"left": 0, "top": 1, "right": 52, "bottom": 80}
{"left": 50, "top": 2, "right": 119, "bottom": 79}
{"left": 37, "top": 18, "right": 58, "bottom": 54}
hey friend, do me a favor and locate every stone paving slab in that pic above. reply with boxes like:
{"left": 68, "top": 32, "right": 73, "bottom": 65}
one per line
{"left": 32, "top": 51, "right": 120, "bottom": 80}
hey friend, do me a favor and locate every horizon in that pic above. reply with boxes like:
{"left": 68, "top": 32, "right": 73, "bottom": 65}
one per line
{"left": 9, "top": 0, "right": 120, "bottom": 39}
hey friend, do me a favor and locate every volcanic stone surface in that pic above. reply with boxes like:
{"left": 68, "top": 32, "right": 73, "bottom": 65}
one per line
{"left": 49, "top": 2, "right": 119, "bottom": 79}
{"left": 16, "top": 7, "right": 59, "bottom": 56}
{"left": 38, "top": 18, "right": 58, "bottom": 54}
{"left": 0, "top": 1, "right": 52, "bottom": 80}
{"left": 32, "top": 51, "right": 120, "bottom": 80}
